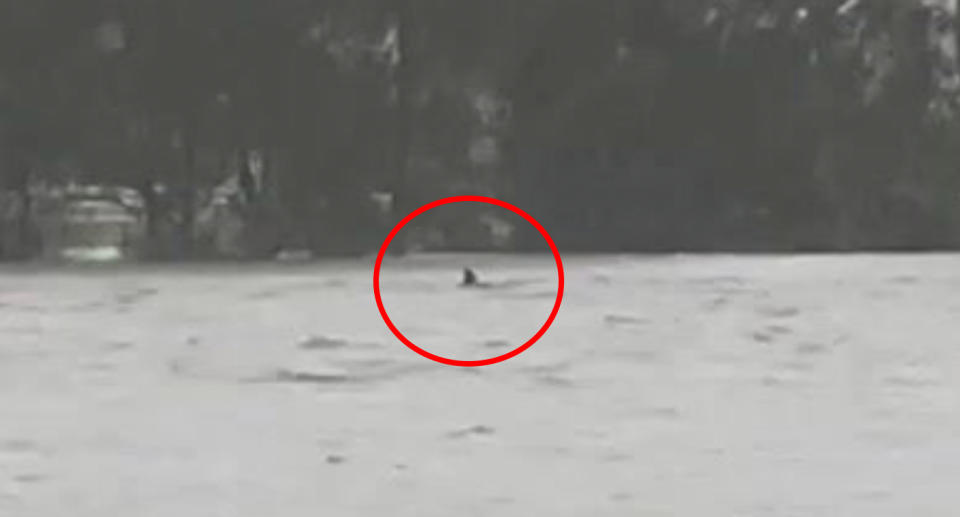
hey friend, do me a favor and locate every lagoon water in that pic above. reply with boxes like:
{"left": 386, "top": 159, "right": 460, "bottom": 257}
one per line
{"left": 1, "top": 254, "right": 959, "bottom": 516}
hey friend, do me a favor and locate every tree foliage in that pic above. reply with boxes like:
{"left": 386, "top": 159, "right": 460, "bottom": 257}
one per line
{"left": 2, "top": 0, "right": 960, "bottom": 258}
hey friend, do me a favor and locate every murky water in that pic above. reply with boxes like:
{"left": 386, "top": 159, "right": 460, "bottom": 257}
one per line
{"left": 1, "top": 254, "right": 959, "bottom": 516}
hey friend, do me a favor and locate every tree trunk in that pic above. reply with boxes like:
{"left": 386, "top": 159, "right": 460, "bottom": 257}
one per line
{"left": 138, "top": 175, "right": 160, "bottom": 258}
{"left": 388, "top": 3, "right": 414, "bottom": 256}
{"left": 8, "top": 159, "right": 37, "bottom": 260}
{"left": 175, "top": 117, "right": 199, "bottom": 259}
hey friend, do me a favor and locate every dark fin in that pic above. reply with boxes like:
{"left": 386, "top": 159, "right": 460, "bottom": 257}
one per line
{"left": 461, "top": 268, "right": 478, "bottom": 286}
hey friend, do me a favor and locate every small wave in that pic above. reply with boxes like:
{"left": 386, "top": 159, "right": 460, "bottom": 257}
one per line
{"left": 298, "top": 335, "right": 350, "bottom": 350}
{"left": 446, "top": 424, "right": 496, "bottom": 439}
{"left": 604, "top": 314, "right": 648, "bottom": 326}
{"left": 274, "top": 368, "right": 352, "bottom": 385}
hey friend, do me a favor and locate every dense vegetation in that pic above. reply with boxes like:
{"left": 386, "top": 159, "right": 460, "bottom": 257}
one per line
{"left": 2, "top": 0, "right": 960, "bottom": 258}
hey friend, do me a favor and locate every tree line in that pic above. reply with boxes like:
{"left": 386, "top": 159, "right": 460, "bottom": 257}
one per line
{"left": 2, "top": 0, "right": 960, "bottom": 259}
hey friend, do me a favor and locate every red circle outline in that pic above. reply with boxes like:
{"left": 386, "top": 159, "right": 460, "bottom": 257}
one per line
{"left": 373, "top": 196, "right": 564, "bottom": 367}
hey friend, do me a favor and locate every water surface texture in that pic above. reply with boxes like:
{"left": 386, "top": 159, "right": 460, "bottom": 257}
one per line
{"left": 1, "top": 254, "right": 958, "bottom": 516}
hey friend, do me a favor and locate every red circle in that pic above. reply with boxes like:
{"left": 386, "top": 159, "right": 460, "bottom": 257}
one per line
{"left": 373, "top": 196, "right": 564, "bottom": 367}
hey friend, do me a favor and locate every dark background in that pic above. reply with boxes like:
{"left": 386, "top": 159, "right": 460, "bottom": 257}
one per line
{"left": 3, "top": 0, "right": 960, "bottom": 258}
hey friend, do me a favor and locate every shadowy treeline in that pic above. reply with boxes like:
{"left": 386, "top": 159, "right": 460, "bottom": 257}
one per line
{"left": 3, "top": 0, "right": 960, "bottom": 259}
